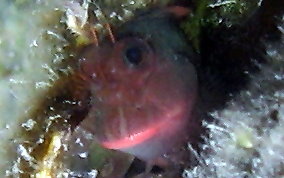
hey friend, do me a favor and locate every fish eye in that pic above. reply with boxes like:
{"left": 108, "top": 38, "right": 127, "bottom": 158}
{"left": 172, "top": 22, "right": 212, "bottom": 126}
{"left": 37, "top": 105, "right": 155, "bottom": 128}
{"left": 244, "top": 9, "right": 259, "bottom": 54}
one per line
{"left": 124, "top": 46, "right": 143, "bottom": 66}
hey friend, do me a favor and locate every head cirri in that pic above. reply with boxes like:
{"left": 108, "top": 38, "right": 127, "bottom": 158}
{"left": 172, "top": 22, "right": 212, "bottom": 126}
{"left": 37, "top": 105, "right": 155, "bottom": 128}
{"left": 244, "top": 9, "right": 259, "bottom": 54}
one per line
{"left": 78, "top": 7, "right": 198, "bottom": 162}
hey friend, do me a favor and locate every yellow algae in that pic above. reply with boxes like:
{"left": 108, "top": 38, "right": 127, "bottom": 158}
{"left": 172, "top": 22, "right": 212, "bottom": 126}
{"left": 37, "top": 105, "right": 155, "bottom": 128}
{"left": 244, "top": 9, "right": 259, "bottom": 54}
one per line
{"left": 233, "top": 128, "right": 254, "bottom": 149}
{"left": 35, "top": 132, "right": 64, "bottom": 178}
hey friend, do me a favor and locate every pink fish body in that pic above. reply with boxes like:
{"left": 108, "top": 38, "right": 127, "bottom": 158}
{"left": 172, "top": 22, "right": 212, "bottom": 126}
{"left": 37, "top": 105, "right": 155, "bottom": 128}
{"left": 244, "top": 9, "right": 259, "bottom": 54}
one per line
{"left": 79, "top": 8, "right": 198, "bottom": 161}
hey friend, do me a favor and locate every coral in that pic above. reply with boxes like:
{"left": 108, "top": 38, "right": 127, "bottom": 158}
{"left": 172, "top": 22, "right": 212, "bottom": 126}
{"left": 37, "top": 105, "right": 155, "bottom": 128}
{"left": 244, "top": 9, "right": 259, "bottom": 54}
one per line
{"left": 0, "top": 0, "right": 70, "bottom": 176}
{"left": 184, "top": 17, "right": 284, "bottom": 178}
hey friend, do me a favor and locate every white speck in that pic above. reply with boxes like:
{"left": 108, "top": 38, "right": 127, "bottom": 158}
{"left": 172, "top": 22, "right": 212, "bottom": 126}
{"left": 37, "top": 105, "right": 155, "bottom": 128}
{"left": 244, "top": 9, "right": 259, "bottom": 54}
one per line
{"left": 75, "top": 138, "right": 84, "bottom": 147}
{"left": 208, "top": 0, "right": 236, "bottom": 8}
{"left": 48, "top": 114, "right": 62, "bottom": 121}
{"left": 21, "top": 119, "right": 36, "bottom": 131}
{"left": 9, "top": 78, "right": 29, "bottom": 84}
{"left": 94, "top": 9, "right": 103, "bottom": 19}
{"left": 63, "top": 100, "right": 77, "bottom": 105}
{"left": 88, "top": 170, "right": 98, "bottom": 177}
{"left": 92, "top": 73, "right": 97, "bottom": 79}
{"left": 52, "top": 134, "right": 62, "bottom": 152}
{"left": 258, "top": 0, "right": 263, "bottom": 6}
{"left": 6, "top": 159, "right": 23, "bottom": 176}
{"left": 30, "top": 40, "right": 38, "bottom": 47}
{"left": 36, "top": 138, "right": 44, "bottom": 144}
{"left": 274, "top": 74, "right": 283, "bottom": 80}
{"left": 17, "top": 145, "right": 34, "bottom": 162}
{"left": 78, "top": 152, "right": 88, "bottom": 158}
{"left": 278, "top": 25, "right": 284, "bottom": 34}
{"left": 42, "top": 63, "right": 59, "bottom": 81}
{"left": 109, "top": 12, "right": 117, "bottom": 18}
{"left": 46, "top": 30, "right": 66, "bottom": 42}
{"left": 35, "top": 81, "right": 51, "bottom": 88}
{"left": 117, "top": 15, "right": 124, "bottom": 21}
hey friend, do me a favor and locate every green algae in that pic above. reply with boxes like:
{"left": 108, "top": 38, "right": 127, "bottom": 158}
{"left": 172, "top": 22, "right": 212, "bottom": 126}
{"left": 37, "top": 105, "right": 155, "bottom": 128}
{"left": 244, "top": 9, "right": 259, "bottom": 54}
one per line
{"left": 181, "top": 0, "right": 260, "bottom": 52}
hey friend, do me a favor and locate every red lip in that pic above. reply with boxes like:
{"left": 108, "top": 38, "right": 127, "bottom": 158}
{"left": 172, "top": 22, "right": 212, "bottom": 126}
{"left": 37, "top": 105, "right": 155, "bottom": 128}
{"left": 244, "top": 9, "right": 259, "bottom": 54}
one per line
{"left": 101, "top": 104, "right": 185, "bottom": 149}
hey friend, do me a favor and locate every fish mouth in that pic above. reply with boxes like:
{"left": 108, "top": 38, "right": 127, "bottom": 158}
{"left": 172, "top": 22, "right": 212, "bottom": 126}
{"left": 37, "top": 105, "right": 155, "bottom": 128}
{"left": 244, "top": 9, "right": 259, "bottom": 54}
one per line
{"left": 101, "top": 103, "right": 187, "bottom": 150}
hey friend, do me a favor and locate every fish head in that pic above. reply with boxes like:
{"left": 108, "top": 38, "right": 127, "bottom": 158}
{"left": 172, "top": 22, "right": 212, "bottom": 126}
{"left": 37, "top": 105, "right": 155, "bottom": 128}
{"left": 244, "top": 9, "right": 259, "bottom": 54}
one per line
{"left": 78, "top": 8, "right": 198, "bottom": 161}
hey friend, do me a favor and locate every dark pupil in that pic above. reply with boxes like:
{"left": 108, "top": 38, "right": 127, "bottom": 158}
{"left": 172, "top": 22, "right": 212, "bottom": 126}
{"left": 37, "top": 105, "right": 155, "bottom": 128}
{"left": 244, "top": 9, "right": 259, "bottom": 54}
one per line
{"left": 125, "top": 46, "right": 143, "bottom": 66}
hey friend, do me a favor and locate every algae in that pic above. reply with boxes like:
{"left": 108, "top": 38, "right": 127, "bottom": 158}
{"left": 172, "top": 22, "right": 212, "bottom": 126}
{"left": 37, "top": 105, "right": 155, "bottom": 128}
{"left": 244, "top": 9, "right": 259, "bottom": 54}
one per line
{"left": 181, "top": 0, "right": 260, "bottom": 51}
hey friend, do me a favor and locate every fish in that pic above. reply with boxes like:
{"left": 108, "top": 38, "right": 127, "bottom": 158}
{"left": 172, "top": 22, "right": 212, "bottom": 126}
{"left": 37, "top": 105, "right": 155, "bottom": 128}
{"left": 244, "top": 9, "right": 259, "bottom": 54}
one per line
{"left": 77, "top": 6, "right": 198, "bottom": 165}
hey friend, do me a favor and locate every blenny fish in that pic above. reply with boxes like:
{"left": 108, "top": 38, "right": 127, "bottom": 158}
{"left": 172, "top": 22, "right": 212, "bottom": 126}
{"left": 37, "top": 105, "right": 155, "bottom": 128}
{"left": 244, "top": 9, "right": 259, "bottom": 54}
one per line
{"left": 76, "top": 7, "right": 198, "bottom": 164}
